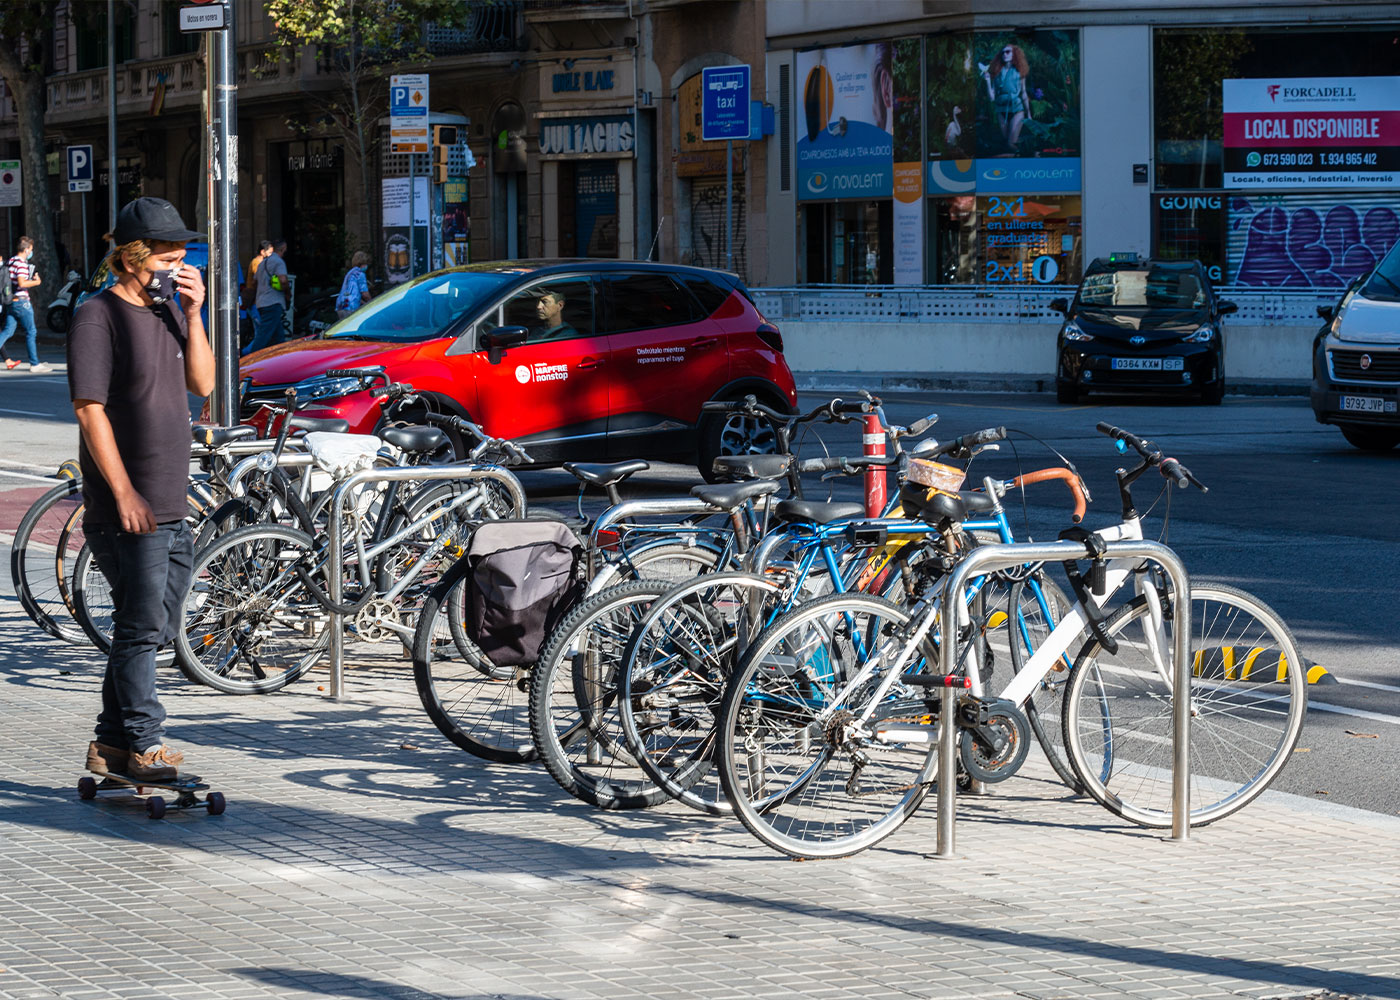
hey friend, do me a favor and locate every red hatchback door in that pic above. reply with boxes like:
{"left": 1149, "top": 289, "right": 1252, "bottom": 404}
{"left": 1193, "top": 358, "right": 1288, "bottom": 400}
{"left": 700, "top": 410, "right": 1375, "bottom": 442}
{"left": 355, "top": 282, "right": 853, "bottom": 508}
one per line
{"left": 467, "top": 274, "right": 610, "bottom": 456}
{"left": 602, "top": 270, "right": 729, "bottom": 458}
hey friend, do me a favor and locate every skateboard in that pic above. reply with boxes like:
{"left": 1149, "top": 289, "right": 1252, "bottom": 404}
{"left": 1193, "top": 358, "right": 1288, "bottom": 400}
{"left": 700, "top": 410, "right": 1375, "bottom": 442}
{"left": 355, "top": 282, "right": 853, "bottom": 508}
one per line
{"left": 77, "top": 769, "right": 226, "bottom": 819}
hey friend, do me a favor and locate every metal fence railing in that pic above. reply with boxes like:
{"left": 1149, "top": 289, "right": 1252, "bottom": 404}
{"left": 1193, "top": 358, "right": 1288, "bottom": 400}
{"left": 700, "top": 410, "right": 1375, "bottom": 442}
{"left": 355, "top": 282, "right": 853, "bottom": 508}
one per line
{"left": 751, "top": 284, "right": 1336, "bottom": 327}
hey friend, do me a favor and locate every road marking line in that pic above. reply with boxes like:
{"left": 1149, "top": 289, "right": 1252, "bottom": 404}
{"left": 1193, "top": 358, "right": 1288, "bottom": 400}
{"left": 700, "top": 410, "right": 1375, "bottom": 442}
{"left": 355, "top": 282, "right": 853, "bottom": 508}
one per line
{"left": 1332, "top": 676, "right": 1400, "bottom": 694}
{"left": 0, "top": 407, "right": 55, "bottom": 417}
{"left": 1308, "top": 700, "right": 1400, "bottom": 727}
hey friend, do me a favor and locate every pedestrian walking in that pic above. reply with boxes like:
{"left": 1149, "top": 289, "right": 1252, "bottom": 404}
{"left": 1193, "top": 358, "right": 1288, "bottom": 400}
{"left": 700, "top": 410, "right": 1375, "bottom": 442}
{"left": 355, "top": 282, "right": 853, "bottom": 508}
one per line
{"left": 335, "top": 250, "right": 371, "bottom": 320}
{"left": 244, "top": 238, "right": 289, "bottom": 356}
{"left": 0, "top": 236, "right": 51, "bottom": 372}
{"left": 67, "top": 197, "right": 215, "bottom": 781}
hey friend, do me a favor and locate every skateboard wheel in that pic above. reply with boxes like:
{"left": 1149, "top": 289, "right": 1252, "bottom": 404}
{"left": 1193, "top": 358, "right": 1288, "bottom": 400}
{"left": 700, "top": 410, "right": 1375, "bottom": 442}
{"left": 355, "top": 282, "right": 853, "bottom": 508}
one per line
{"left": 146, "top": 795, "right": 167, "bottom": 820}
{"left": 78, "top": 776, "right": 97, "bottom": 800}
{"left": 205, "top": 792, "right": 226, "bottom": 816}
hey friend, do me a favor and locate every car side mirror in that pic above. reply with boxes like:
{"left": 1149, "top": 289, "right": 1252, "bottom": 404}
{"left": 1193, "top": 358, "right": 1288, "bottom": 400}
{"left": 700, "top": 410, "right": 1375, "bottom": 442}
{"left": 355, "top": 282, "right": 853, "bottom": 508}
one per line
{"left": 1316, "top": 304, "right": 1334, "bottom": 322}
{"left": 1049, "top": 297, "right": 1069, "bottom": 315}
{"left": 1217, "top": 299, "right": 1238, "bottom": 316}
{"left": 481, "top": 325, "right": 528, "bottom": 364}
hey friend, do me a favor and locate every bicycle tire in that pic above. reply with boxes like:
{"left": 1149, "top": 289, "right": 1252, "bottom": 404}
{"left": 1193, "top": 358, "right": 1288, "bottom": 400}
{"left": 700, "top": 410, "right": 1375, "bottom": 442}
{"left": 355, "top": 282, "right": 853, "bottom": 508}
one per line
{"left": 716, "top": 592, "right": 939, "bottom": 859}
{"left": 618, "top": 571, "right": 785, "bottom": 815}
{"left": 72, "top": 541, "right": 181, "bottom": 667}
{"left": 10, "top": 478, "right": 89, "bottom": 643}
{"left": 412, "top": 555, "right": 537, "bottom": 763}
{"left": 1061, "top": 582, "right": 1307, "bottom": 827}
{"left": 175, "top": 524, "right": 331, "bottom": 694}
{"left": 529, "top": 580, "right": 672, "bottom": 810}
{"left": 1006, "top": 573, "right": 1083, "bottom": 792}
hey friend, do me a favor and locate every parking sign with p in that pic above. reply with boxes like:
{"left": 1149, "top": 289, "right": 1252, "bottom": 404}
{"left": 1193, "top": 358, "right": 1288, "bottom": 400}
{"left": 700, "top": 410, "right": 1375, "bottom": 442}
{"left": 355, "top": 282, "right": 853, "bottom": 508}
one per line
{"left": 67, "top": 145, "right": 93, "bottom": 193}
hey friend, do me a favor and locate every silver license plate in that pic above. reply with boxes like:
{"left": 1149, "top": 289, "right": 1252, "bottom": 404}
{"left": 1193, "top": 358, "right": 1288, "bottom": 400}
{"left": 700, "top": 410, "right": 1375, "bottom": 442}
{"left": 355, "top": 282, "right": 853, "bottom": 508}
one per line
{"left": 1111, "top": 358, "right": 1161, "bottom": 371}
{"left": 1341, "top": 395, "right": 1396, "bottom": 413}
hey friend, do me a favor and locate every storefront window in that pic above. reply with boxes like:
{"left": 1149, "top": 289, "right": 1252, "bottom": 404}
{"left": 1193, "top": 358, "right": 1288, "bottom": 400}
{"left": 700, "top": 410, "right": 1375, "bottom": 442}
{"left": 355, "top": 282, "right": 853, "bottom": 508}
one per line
{"left": 1154, "top": 27, "right": 1400, "bottom": 189}
{"left": 927, "top": 196, "right": 978, "bottom": 283}
{"left": 1153, "top": 194, "right": 1226, "bottom": 284}
{"left": 557, "top": 161, "right": 619, "bottom": 258}
{"left": 977, "top": 195, "right": 1081, "bottom": 285}
{"left": 801, "top": 202, "right": 893, "bottom": 284}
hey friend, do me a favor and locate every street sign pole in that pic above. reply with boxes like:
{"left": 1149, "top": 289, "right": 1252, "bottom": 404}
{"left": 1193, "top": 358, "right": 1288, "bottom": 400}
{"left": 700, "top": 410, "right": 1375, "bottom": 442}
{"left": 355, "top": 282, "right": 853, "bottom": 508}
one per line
{"left": 726, "top": 141, "right": 733, "bottom": 271}
{"left": 409, "top": 151, "right": 416, "bottom": 280}
{"left": 211, "top": 0, "right": 239, "bottom": 426}
{"left": 700, "top": 65, "right": 750, "bottom": 275}
{"left": 107, "top": 2, "right": 116, "bottom": 243}
{"left": 80, "top": 193, "right": 88, "bottom": 277}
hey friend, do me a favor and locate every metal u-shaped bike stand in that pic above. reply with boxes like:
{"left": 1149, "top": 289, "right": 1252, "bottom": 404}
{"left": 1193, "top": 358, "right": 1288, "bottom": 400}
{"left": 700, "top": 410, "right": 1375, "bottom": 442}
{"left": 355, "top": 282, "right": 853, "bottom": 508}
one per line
{"left": 324, "top": 465, "right": 528, "bottom": 700}
{"left": 930, "top": 540, "right": 1193, "bottom": 857}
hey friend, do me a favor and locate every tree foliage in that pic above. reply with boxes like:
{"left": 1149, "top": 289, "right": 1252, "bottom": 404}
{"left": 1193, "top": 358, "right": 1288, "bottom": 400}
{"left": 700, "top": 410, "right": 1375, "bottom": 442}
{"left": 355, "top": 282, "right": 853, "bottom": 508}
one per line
{"left": 0, "top": 1, "right": 57, "bottom": 305}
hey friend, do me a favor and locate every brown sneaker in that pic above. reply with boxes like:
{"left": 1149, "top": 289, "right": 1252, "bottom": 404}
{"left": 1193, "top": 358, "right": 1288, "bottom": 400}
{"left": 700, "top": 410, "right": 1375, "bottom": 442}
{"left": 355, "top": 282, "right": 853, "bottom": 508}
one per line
{"left": 127, "top": 744, "right": 184, "bottom": 780}
{"left": 85, "top": 741, "right": 129, "bottom": 774}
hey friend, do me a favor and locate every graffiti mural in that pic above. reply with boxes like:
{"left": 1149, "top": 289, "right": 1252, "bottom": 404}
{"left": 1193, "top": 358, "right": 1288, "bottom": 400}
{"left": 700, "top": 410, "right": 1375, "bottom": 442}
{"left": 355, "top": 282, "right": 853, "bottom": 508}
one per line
{"left": 1228, "top": 195, "right": 1400, "bottom": 288}
{"left": 688, "top": 179, "right": 747, "bottom": 279}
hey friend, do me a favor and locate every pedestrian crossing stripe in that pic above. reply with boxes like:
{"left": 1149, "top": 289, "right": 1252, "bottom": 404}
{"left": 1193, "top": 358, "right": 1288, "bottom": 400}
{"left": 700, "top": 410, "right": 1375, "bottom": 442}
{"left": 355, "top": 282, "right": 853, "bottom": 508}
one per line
{"left": 1192, "top": 646, "right": 1335, "bottom": 685}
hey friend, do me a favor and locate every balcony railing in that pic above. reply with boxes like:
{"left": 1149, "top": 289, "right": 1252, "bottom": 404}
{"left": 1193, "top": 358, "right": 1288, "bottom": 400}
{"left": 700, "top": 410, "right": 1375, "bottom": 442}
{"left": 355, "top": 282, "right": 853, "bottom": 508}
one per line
{"left": 46, "top": 55, "right": 203, "bottom": 120}
{"left": 751, "top": 285, "right": 1337, "bottom": 326}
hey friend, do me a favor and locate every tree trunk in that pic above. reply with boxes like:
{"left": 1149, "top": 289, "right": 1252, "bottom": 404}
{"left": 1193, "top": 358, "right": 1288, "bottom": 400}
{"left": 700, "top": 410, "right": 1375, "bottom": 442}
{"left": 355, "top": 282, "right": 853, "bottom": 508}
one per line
{"left": 0, "top": 51, "right": 58, "bottom": 310}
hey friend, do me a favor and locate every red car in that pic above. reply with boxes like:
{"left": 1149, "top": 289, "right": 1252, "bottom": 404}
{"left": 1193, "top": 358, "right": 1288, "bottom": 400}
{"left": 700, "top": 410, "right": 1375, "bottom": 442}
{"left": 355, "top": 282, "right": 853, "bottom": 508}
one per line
{"left": 239, "top": 261, "right": 797, "bottom": 476}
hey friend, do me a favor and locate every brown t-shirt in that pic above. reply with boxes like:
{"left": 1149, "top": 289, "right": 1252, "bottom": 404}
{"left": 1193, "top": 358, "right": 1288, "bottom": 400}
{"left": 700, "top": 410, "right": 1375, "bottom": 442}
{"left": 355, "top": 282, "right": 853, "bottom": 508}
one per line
{"left": 67, "top": 290, "right": 191, "bottom": 525}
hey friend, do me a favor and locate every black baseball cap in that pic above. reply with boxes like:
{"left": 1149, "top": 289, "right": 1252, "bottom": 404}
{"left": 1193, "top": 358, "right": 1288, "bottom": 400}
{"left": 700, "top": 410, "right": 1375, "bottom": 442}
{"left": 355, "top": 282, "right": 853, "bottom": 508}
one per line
{"left": 112, "top": 197, "right": 203, "bottom": 244}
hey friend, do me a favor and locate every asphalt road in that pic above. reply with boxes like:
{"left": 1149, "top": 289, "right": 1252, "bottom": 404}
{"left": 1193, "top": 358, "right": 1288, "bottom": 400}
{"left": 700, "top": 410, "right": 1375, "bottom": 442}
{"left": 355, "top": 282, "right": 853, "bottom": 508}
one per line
{"left": 2, "top": 369, "right": 1396, "bottom": 816}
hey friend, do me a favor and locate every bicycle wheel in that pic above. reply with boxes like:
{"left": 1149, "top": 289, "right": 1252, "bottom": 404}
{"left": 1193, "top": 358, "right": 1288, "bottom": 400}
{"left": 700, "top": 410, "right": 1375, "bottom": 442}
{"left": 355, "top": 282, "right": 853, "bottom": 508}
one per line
{"left": 71, "top": 542, "right": 113, "bottom": 652}
{"left": 412, "top": 555, "right": 537, "bottom": 763}
{"left": 590, "top": 539, "right": 729, "bottom": 593}
{"left": 176, "top": 524, "right": 331, "bottom": 694}
{"left": 1006, "top": 573, "right": 1083, "bottom": 792}
{"left": 618, "top": 572, "right": 784, "bottom": 815}
{"left": 529, "top": 581, "right": 672, "bottom": 810}
{"left": 10, "top": 478, "right": 88, "bottom": 643}
{"left": 716, "top": 593, "right": 940, "bottom": 859}
{"left": 1061, "top": 582, "right": 1307, "bottom": 827}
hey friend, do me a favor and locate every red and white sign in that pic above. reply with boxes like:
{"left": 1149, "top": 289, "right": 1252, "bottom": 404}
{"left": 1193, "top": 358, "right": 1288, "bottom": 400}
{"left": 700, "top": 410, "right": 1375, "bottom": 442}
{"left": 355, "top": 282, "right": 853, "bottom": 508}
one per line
{"left": 1223, "top": 77, "right": 1400, "bottom": 189}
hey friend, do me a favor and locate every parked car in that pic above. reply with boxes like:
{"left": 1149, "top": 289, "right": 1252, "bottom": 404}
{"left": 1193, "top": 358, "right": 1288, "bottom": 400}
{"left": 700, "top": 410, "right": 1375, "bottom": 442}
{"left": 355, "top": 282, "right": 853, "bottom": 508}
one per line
{"left": 237, "top": 260, "right": 798, "bottom": 476}
{"left": 1310, "top": 239, "right": 1400, "bottom": 451}
{"left": 1052, "top": 254, "right": 1234, "bottom": 405}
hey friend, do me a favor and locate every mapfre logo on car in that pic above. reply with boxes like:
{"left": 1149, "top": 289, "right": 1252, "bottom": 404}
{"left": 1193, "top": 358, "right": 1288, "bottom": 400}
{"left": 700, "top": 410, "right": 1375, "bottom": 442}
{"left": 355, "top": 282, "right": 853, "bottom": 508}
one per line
{"left": 517, "top": 362, "right": 569, "bottom": 384}
{"left": 515, "top": 365, "right": 531, "bottom": 384}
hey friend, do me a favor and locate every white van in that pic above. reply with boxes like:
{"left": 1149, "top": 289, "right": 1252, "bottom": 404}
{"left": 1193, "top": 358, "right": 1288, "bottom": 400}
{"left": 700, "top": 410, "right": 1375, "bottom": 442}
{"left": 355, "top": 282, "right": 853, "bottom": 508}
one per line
{"left": 1310, "top": 240, "right": 1400, "bottom": 451}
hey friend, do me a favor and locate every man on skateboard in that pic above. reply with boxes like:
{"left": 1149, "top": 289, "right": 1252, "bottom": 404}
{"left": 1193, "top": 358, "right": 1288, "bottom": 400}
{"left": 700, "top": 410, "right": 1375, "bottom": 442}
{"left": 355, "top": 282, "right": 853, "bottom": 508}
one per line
{"left": 67, "top": 198, "right": 214, "bottom": 781}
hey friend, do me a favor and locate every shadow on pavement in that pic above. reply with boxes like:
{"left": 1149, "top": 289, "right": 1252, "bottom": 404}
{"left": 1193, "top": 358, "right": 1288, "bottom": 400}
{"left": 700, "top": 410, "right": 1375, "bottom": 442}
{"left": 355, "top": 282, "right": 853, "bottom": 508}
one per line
{"left": 235, "top": 967, "right": 550, "bottom": 999}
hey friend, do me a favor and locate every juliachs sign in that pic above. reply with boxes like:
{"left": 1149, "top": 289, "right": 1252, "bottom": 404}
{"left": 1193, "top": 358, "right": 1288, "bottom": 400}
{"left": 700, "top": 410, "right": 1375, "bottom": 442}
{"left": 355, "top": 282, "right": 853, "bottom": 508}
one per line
{"left": 1223, "top": 76, "right": 1400, "bottom": 189}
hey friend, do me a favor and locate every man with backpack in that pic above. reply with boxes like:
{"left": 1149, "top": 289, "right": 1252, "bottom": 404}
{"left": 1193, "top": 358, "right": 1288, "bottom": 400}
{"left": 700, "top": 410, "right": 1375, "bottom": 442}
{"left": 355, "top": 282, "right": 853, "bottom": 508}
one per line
{"left": 0, "top": 236, "right": 50, "bottom": 372}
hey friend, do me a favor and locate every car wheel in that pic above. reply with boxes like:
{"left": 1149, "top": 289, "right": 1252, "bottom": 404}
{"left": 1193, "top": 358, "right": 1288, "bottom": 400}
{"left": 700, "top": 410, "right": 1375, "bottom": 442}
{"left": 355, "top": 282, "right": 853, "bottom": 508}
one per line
{"left": 1201, "top": 379, "right": 1225, "bottom": 406}
{"left": 697, "top": 405, "right": 781, "bottom": 483}
{"left": 1055, "top": 381, "right": 1080, "bottom": 404}
{"left": 1339, "top": 425, "right": 1400, "bottom": 452}
{"left": 47, "top": 305, "right": 70, "bottom": 334}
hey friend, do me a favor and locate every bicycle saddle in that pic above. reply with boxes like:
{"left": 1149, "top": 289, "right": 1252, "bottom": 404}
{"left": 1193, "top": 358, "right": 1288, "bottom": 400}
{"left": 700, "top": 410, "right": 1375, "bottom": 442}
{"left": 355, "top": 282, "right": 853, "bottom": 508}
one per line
{"left": 711, "top": 454, "right": 792, "bottom": 481}
{"left": 691, "top": 479, "right": 779, "bottom": 510}
{"left": 564, "top": 460, "right": 649, "bottom": 488}
{"left": 288, "top": 415, "right": 351, "bottom": 434}
{"left": 775, "top": 499, "right": 866, "bottom": 524}
{"left": 192, "top": 424, "right": 256, "bottom": 448}
{"left": 900, "top": 483, "right": 994, "bottom": 523}
{"left": 378, "top": 425, "right": 448, "bottom": 453}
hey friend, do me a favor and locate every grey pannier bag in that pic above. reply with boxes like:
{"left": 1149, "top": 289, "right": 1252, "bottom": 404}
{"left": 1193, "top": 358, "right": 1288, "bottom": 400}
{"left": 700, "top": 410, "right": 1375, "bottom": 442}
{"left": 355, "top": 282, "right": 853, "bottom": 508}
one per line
{"left": 465, "top": 519, "right": 584, "bottom": 667}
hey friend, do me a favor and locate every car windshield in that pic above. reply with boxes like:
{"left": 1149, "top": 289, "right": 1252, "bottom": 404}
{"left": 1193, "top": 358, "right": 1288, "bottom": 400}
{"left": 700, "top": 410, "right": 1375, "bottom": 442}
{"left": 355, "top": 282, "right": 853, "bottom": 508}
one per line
{"left": 324, "top": 271, "right": 516, "bottom": 343}
{"left": 1361, "top": 240, "right": 1400, "bottom": 300}
{"left": 1076, "top": 266, "right": 1208, "bottom": 312}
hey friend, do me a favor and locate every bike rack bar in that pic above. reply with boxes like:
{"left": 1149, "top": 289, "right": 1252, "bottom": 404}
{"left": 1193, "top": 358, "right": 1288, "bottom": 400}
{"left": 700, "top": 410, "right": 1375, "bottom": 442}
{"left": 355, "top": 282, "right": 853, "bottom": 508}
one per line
{"left": 932, "top": 539, "right": 1192, "bottom": 856}
{"left": 325, "top": 465, "right": 527, "bottom": 700}
{"left": 225, "top": 451, "right": 315, "bottom": 495}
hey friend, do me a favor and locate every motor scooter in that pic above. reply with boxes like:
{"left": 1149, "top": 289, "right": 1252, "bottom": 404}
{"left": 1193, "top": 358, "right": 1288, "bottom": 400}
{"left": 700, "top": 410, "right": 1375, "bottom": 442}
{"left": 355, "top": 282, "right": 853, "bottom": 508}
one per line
{"left": 46, "top": 270, "right": 83, "bottom": 333}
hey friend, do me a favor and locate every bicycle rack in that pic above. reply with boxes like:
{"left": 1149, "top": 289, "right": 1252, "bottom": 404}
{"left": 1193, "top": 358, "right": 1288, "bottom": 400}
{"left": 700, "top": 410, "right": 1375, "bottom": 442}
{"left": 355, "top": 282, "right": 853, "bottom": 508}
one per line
{"left": 932, "top": 540, "right": 1193, "bottom": 854}
{"left": 324, "top": 465, "right": 527, "bottom": 699}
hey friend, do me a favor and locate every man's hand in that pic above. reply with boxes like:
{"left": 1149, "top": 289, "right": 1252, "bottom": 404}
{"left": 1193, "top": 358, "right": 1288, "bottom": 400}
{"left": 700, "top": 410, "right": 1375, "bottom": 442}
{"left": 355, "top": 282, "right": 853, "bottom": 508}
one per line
{"left": 175, "top": 263, "right": 206, "bottom": 317}
{"left": 115, "top": 490, "right": 157, "bottom": 534}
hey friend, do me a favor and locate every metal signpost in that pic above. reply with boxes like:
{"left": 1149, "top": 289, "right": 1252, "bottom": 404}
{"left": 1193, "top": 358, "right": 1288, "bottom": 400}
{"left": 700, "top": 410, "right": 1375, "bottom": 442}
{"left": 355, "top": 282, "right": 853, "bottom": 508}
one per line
{"left": 391, "top": 74, "right": 430, "bottom": 279}
{"left": 701, "top": 65, "right": 750, "bottom": 272}
{"left": 66, "top": 146, "right": 93, "bottom": 277}
{"left": 184, "top": 0, "right": 239, "bottom": 426}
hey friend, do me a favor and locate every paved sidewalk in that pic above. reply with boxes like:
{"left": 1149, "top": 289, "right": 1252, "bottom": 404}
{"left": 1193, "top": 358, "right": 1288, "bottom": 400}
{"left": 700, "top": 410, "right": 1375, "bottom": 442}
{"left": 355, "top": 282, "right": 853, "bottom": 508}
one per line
{"left": 1, "top": 603, "right": 1396, "bottom": 1000}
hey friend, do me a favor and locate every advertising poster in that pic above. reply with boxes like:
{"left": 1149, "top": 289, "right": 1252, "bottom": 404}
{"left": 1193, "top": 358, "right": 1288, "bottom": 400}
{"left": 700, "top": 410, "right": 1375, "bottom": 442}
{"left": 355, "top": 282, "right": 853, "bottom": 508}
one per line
{"left": 972, "top": 30, "right": 1081, "bottom": 193}
{"left": 574, "top": 161, "right": 619, "bottom": 258}
{"left": 1225, "top": 192, "right": 1400, "bottom": 287}
{"left": 891, "top": 37, "right": 924, "bottom": 284}
{"left": 978, "top": 194, "right": 1081, "bottom": 285}
{"left": 1223, "top": 76, "right": 1400, "bottom": 189}
{"left": 381, "top": 176, "right": 430, "bottom": 284}
{"left": 443, "top": 177, "right": 470, "bottom": 267}
{"left": 925, "top": 32, "right": 976, "bottom": 194}
{"left": 795, "top": 42, "right": 896, "bottom": 201}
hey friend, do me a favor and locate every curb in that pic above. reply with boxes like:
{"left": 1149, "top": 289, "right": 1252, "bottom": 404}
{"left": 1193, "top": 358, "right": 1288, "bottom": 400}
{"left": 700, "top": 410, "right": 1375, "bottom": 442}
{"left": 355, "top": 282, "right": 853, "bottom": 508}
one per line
{"left": 794, "top": 370, "right": 1311, "bottom": 398}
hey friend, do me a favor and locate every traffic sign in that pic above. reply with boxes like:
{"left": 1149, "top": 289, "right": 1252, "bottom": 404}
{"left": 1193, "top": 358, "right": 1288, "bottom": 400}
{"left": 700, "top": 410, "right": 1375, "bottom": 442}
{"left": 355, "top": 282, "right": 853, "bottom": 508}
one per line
{"left": 390, "top": 74, "right": 429, "bottom": 153}
{"left": 179, "top": 4, "right": 226, "bottom": 30}
{"left": 0, "top": 160, "right": 21, "bottom": 207}
{"left": 67, "top": 145, "right": 93, "bottom": 193}
{"left": 701, "top": 65, "right": 751, "bottom": 142}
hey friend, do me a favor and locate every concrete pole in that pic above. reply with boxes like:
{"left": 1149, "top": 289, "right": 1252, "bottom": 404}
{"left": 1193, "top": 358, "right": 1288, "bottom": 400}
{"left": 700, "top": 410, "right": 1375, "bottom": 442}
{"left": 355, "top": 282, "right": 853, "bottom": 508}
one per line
{"left": 208, "top": 0, "right": 240, "bottom": 426}
{"left": 107, "top": 1, "right": 117, "bottom": 242}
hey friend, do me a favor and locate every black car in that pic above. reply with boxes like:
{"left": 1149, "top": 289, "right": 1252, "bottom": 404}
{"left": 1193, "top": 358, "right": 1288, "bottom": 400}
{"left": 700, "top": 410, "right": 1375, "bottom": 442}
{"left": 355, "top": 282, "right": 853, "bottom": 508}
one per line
{"left": 1052, "top": 255, "right": 1235, "bottom": 405}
